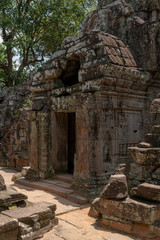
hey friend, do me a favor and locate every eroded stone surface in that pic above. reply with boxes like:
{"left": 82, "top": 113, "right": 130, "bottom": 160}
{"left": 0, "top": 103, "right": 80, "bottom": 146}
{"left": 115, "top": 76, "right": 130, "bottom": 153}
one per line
{"left": 1, "top": 0, "right": 160, "bottom": 198}
{"left": 1, "top": 202, "right": 57, "bottom": 240}
{"left": 0, "top": 174, "right": 6, "bottom": 191}
{"left": 131, "top": 183, "right": 160, "bottom": 203}
{"left": 100, "top": 174, "right": 128, "bottom": 199}
{"left": 89, "top": 197, "right": 160, "bottom": 225}
{"left": 0, "top": 214, "right": 18, "bottom": 233}
{"left": 0, "top": 186, "right": 27, "bottom": 210}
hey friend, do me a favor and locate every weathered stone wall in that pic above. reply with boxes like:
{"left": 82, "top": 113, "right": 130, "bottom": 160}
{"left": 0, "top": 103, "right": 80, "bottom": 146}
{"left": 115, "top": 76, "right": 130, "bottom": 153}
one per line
{"left": 89, "top": 93, "right": 160, "bottom": 239}
{"left": 1, "top": 0, "right": 160, "bottom": 195}
{"left": 84, "top": 0, "right": 160, "bottom": 72}
{"left": 0, "top": 81, "right": 31, "bottom": 170}
{"left": 23, "top": 29, "right": 158, "bottom": 194}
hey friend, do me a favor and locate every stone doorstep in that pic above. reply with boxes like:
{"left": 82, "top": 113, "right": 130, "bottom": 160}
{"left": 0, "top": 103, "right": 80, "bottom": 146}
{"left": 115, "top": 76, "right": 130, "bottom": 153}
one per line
{"left": 67, "top": 193, "right": 88, "bottom": 205}
{"left": 15, "top": 178, "right": 73, "bottom": 198}
{"left": 43, "top": 179, "right": 72, "bottom": 189}
{"left": 54, "top": 174, "right": 73, "bottom": 184}
{"left": 15, "top": 177, "right": 88, "bottom": 205}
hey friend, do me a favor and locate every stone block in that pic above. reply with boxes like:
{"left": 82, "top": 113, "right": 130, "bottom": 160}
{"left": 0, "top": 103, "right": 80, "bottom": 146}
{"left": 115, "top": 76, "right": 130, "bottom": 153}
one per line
{"left": 131, "top": 183, "right": 160, "bottom": 203}
{"left": 129, "top": 147, "right": 160, "bottom": 165}
{"left": 0, "top": 186, "right": 28, "bottom": 208}
{"left": 137, "top": 142, "right": 153, "bottom": 148}
{"left": 0, "top": 174, "right": 6, "bottom": 191}
{"left": 0, "top": 229, "right": 18, "bottom": 240}
{"left": 100, "top": 174, "right": 128, "bottom": 199}
{"left": 101, "top": 217, "right": 160, "bottom": 240}
{"left": 115, "top": 164, "right": 130, "bottom": 176}
{"left": 152, "top": 125, "right": 160, "bottom": 134}
{"left": 101, "top": 218, "right": 132, "bottom": 237}
{"left": 0, "top": 214, "right": 19, "bottom": 234}
{"left": 19, "top": 222, "right": 32, "bottom": 235}
{"left": 146, "top": 133, "right": 160, "bottom": 147}
{"left": 32, "top": 99, "right": 44, "bottom": 111}
{"left": 152, "top": 168, "right": 160, "bottom": 180}
{"left": 89, "top": 197, "right": 160, "bottom": 225}
{"left": 0, "top": 202, "right": 57, "bottom": 240}
{"left": 2, "top": 203, "right": 53, "bottom": 224}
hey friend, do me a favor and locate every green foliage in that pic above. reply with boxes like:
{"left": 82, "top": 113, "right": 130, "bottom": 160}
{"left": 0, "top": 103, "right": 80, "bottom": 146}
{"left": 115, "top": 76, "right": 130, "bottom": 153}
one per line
{"left": 13, "top": 109, "right": 19, "bottom": 116}
{"left": 0, "top": 0, "right": 97, "bottom": 86}
{"left": 0, "top": 44, "right": 7, "bottom": 87}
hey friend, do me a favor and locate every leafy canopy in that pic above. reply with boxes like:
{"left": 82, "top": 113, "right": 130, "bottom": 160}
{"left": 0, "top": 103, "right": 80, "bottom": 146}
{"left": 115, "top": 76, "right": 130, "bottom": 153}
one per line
{"left": 0, "top": 0, "right": 97, "bottom": 86}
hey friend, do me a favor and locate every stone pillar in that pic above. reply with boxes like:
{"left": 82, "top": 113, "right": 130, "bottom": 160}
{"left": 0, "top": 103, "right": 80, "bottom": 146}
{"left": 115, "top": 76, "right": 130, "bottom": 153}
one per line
{"left": 38, "top": 111, "right": 51, "bottom": 178}
{"left": 74, "top": 109, "right": 89, "bottom": 179}
{"left": 73, "top": 94, "right": 106, "bottom": 194}
{"left": 28, "top": 111, "right": 53, "bottom": 179}
{"left": 29, "top": 112, "right": 39, "bottom": 172}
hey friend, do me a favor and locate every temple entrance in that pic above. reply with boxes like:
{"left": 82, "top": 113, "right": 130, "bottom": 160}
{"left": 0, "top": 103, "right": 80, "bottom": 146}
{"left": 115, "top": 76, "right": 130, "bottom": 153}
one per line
{"left": 52, "top": 112, "right": 76, "bottom": 174}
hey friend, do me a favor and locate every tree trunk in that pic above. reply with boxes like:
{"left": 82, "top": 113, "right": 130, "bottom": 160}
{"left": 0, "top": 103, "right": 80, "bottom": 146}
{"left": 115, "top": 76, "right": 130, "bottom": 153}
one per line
{"left": 7, "top": 47, "right": 14, "bottom": 87}
{"left": 7, "top": 75, "right": 14, "bottom": 87}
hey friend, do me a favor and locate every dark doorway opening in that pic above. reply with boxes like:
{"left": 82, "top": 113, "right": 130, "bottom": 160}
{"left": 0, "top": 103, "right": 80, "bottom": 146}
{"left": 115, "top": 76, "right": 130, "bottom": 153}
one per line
{"left": 53, "top": 112, "right": 76, "bottom": 174}
{"left": 67, "top": 112, "right": 76, "bottom": 173}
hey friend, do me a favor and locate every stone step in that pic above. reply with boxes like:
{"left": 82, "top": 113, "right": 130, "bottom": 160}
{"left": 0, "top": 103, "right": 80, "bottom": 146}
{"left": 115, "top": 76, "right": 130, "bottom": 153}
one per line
{"left": 43, "top": 179, "right": 72, "bottom": 189}
{"left": 15, "top": 178, "right": 73, "bottom": 198}
{"left": 67, "top": 193, "right": 88, "bottom": 205}
{"left": 54, "top": 174, "right": 73, "bottom": 184}
{"left": 15, "top": 177, "right": 88, "bottom": 205}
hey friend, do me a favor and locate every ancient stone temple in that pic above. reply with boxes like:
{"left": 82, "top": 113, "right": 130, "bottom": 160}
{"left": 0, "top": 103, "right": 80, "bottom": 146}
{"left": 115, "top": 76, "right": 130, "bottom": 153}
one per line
{"left": 1, "top": 0, "right": 160, "bottom": 194}
{"left": 89, "top": 92, "right": 160, "bottom": 239}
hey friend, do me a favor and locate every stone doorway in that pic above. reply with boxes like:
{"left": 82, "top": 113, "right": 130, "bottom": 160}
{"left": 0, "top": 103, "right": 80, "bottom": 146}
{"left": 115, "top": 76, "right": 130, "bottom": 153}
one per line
{"left": 52, "top": 112, "right": 76, "bottom": 174}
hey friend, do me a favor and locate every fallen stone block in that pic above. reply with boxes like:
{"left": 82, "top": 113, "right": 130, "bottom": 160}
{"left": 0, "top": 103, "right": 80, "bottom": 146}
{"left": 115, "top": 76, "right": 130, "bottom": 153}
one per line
{"left": 0, "top": 174, "right": 6, "bottom": 191}
{"left": 2, "top": 202, "right": 55, "bottom": 223}
{"left": 0, "top": 214, "right": 19, "bottom": 234}
{"left": 100, "top": 174, "right": 128, "bottom": 200}
{"left": 131, "top": 182, "right": 160, "bottom": 203}
{"left": 0, "top": 186, "right": 27, "bottom": 209}
{"left": 137, "top": 142, "right": 153, "bottom": 148}
{"left": 0, "top": 214, "right": 19, "bottom": 240}
{"left": 89, "top": 197, "right": 160, "bottom": 225}
{"left": 1, "top": 202, "right": 57, "bottom": 240}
